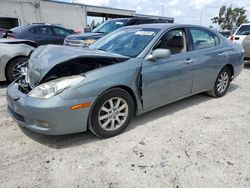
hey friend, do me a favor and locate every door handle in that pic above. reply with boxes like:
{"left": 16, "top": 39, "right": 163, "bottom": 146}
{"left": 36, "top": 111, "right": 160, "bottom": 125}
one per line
{"left": 218, "top": 52, "right": 226, "bottom": 56}
{"left": 184, "top": 59, "right": 193, "bottom": 64}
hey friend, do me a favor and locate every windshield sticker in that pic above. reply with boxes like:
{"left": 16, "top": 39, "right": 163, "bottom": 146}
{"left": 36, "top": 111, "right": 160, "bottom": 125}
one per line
{"left": 135, "top": 31, "right": 155, "bottom": 36}
{"left": 116, "top": 22, "right": 124, "bottom": 25}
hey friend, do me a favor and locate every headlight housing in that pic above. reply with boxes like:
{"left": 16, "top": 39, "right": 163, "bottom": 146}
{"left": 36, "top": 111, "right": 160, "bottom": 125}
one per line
{"left": 28, "top": 75, "right": 85, "bottom": 99}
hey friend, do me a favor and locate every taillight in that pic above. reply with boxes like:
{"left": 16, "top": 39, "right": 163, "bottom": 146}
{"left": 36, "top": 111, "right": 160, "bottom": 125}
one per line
{"left": 229, "top": 35, "right": 234, "bottom": 41}
{"left": 7, "top": 34, "right": 16, "bottom": 39}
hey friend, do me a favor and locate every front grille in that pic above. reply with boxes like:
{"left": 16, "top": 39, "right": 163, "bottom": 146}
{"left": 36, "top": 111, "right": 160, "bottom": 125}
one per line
{"left": 64, "top": 39, "right": 83, "bottom": 46}
{"left": 18, "top": 84, "right": 31, "bottom": 94}
{"left": 17, "top": 76, "right": 32, "bottom": 94}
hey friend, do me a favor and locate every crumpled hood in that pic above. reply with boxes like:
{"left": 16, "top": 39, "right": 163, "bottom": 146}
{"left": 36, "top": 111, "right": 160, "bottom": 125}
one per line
{"left": 27, "top": 45, "right": 129, "bottom": 86}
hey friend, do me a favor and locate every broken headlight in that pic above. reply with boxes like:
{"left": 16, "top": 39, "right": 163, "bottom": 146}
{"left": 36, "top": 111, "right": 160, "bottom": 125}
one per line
{"left": 28, "top": 75, "right": 85, "bottom": 99}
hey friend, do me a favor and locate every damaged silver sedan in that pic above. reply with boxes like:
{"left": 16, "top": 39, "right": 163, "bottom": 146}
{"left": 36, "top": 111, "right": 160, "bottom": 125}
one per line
{"left": 7, "top": 24, "right": 244, "bottom": 137}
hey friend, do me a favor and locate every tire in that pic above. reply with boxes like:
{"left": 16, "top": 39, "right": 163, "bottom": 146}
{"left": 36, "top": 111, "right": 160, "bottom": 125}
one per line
{"left": 5, "top": 57, "right": 29, "bottom": 82}
{"left": 207, "top": 66, "right": 232, "bottom": 98}
{"left": 89, "top": 88, "right": 134, "bottom": 138}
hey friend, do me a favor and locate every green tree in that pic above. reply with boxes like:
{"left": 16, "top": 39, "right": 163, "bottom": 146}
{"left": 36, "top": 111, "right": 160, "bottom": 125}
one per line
{"left": 211, "top": 6, "right": 248, "bottom": 30}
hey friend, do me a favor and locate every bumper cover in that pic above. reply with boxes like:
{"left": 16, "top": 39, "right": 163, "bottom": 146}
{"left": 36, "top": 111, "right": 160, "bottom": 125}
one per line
{"left": 6, "top": 83, "right": 93, "bottom": 135}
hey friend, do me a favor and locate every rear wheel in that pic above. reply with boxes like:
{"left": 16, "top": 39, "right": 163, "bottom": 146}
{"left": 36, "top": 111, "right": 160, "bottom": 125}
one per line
{"left": 207, "top": 67, "right": 232, "bottom": 98}
{"left": 5, "top": 57, "right": 29, "bottom": 82}
{"left": 89, "top": 88, "right": 134, "bottom": 138}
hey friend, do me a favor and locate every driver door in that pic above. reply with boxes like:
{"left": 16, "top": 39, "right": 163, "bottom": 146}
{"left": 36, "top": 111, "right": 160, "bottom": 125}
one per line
{"left": 141, "top": 28, "right": 195, "bottom": 110}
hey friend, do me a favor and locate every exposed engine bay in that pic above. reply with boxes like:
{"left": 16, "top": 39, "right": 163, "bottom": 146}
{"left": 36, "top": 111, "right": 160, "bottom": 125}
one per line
{"left": 17, "top": 56, "right": 128, "bottom": 94}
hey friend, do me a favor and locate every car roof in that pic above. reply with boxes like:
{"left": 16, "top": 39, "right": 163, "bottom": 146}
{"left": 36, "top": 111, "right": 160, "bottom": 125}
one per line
{"left": 104, "top": 17, "right": 170, "bottom": 24}
{"left": 105, "top": 18, "right": 130, "bottom": 22}
{"left": 241, "top": 23, "right": 250, "bottom": 26}
{"left": 11, "top": 23, "right": 66, "bottom": 29}
{"left": 122, "top": 23, "right": 217, "bottom": 31}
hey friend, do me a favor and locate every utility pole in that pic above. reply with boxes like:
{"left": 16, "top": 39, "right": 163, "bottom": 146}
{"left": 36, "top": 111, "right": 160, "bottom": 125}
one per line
{"left": 161, "top": 4, "right": 165, "bottom": 16}
{"left": 199, "top": 8, "right": 203, "bottom": 25}
{"left": 161, "top": 0, "right": 167, "bottom": 17}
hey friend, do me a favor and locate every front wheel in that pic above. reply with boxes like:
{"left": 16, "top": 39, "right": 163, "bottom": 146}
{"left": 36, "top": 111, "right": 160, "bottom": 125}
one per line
{"left": 207, "top": 67, "right": 232, "bottom": 98}
{"left": 89, "top": 88, "right": 134, "bottom": 138}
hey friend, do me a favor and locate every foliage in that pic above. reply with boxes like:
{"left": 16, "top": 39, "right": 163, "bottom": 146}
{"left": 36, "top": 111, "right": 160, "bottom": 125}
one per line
{"left": 211, "top": 6, "right": 248, "bottom": 30}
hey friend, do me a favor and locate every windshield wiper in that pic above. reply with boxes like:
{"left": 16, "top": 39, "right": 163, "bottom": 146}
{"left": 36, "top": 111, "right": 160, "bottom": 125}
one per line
{"left": 97, "top": 48, "right": 106, "bottom": 52}
{"left": 92, "top": 31, "right": 105, "bottom": 34}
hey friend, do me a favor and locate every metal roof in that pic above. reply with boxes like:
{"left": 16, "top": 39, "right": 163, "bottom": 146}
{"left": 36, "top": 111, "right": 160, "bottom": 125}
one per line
{"left": 45, "top": 0, "right": 174, "bottom": 20}
{"left": 46, "top": 0, "right": 136, "bottom": 13}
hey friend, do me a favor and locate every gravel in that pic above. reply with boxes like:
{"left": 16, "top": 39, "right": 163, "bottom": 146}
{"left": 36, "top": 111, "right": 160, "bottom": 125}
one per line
{"left": 0, "top": 63, "right": 250, "bottom": 188}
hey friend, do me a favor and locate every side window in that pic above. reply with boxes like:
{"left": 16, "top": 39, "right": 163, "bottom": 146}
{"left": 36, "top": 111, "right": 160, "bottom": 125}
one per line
{"left": 53, "top": 27, "right": 72, "bottom": 37}
{"left": 154, "top": 29, "right": 187, "bottom": 55}
{"left": 190, "top": 28, "right": 219, "bottom": 50}
{"left": 34, "top": 26, "right": 53, "bottom": 35}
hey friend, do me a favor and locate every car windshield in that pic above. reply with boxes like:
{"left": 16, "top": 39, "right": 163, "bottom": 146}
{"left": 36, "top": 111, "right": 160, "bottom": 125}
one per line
{"left": 90, "top": 28, "right": 160, "bottom": 57}
{"left": 91, "top": 19, "right": 128, "bottom": 34}
{"left": 236, "top": 25, "right": 250, "bottom": 35}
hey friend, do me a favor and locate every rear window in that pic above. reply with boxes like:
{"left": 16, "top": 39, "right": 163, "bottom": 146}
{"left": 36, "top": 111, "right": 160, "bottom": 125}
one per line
{"left": 190, "top": 28, "right": 220, "bottom": 50}
{"left": 10, "top": 25, "right": 28, "bottom": 32}
{"left": 53, "top": 27, "right": 72, "bottom": 37}
{"left": 236, "top": 25, "right": 250, "bottom": 35}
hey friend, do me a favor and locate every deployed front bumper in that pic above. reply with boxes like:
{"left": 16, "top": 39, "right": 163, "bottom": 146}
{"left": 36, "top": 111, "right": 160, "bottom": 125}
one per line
{"left": 7, "top": 83, "right": 94, "bottom": 135}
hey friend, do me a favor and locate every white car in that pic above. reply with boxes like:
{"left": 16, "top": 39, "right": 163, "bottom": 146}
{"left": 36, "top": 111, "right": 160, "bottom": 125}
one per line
{"left": 0, "top": 39, "right": 36, "bottom": 82}
{"left": 229, "top": 23, "right": 250, "bottom": 59}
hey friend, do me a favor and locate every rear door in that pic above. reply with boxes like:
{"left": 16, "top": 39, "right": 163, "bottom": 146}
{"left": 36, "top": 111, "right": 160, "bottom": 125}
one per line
{"left": 187, "top": 27, "right": 229, "bottom": 93}
{"left": 141, "top": 27, "right": 195, "bottom": 110}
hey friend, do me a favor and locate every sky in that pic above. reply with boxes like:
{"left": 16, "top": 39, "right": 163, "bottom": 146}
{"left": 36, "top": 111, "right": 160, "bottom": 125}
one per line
{"left": 58, "top": 0, "right": 250, "bottom": 27}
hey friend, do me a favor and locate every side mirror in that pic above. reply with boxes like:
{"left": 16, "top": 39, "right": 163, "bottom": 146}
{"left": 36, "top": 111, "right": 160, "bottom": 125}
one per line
{"left": 145, "top": 49, "right": 171, "bottom": 61}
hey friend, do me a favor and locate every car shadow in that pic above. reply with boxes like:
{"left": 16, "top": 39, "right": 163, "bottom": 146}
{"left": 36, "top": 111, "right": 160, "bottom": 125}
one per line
{"left": 20, "top": 83, "right": 239, "bottom": 149}
{"left": 20, "top": 127, "right": 100, "bottom": 149}
{"left": 244, "top": 61, "right": 250, "bottom": 69}
{"left": 126, "top": 83, "right": 239, "bottom": 133}
{"left": 0, "top": 81, "right": 8, "bottom": 89}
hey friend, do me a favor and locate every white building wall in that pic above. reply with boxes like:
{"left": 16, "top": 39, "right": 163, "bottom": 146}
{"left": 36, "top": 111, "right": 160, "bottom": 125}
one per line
{"left": 0, "top": 0, "right": 87, "bottom": 30}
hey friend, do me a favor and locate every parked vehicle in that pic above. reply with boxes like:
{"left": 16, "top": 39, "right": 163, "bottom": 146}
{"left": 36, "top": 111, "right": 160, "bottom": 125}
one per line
{"left": 64, "top": 17, "right": 169, "bottom": 47}
{"left": 0, "top": 28, "right": 7, "bottom": 38}
{"left": 3, "top": 23, "right": 74, "bottom": 46}
{"left": 7, "top": 24, "right": 244, "bottom": 137}
{"left": 229, "top": 23, "right": 250, "bottom": 59}
{"left": 0, "top": 39, "right": 36, "bottom": 82}
{"left": 217, "top": 30, "right": 231, "bottom": 38}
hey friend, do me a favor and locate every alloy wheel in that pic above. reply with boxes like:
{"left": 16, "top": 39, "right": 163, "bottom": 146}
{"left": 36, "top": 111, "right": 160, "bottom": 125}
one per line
{"left": 217, "top": 71, "right": 229, "bottom": 94}
{"left": 98, "top": 97, "right": 129, "bottom": 131}
{"left": 12, "top": 61, "right": 28, "bottom": 80}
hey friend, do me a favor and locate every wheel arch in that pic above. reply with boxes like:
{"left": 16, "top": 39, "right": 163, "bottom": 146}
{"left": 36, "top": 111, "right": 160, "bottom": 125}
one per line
{"left": 105, "top": 85, "right": 138, "bottom": 115}
{"left": 224, "top": 64, "right": 234, "bottom": 80}
{"left": 87, "top": 85, "right": 138, "bottom": 135}
{"left": 88, "top": 85, "right": 138, "bottom": 122}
